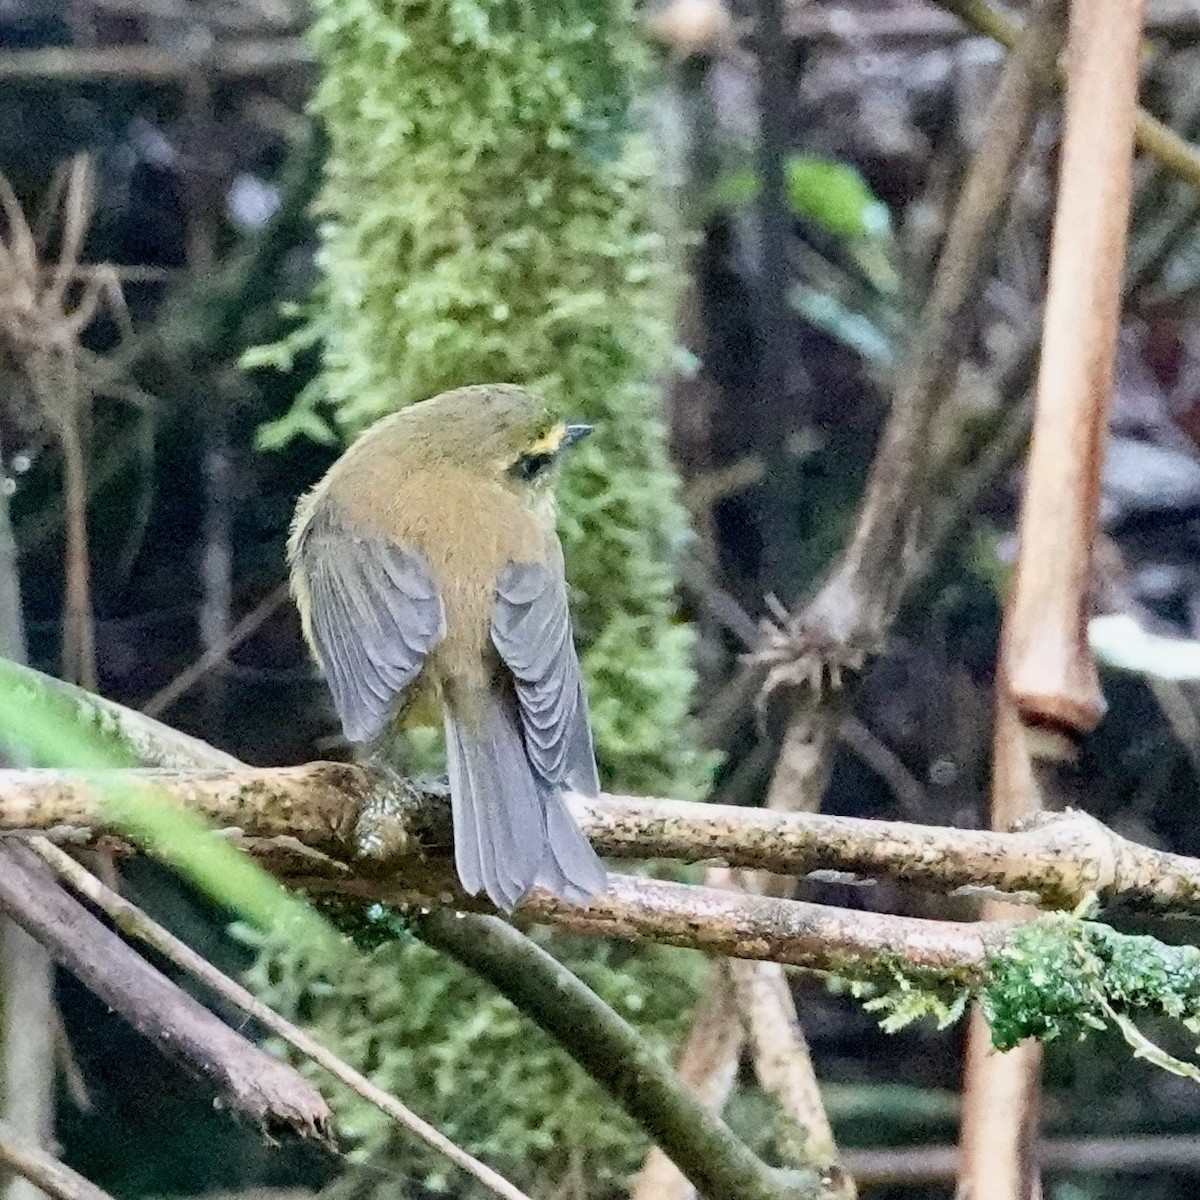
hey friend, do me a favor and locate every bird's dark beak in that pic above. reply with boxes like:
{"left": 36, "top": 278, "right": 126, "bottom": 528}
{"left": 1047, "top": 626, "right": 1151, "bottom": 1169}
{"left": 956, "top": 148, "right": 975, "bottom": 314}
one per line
{"left": 563, "top": 423, "right": 593, "bottom": 449}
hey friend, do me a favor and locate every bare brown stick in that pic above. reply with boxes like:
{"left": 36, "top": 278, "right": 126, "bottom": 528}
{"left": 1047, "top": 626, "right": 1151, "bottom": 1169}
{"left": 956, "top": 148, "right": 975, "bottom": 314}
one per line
{"left": 30, "top": 839, "right": 534, "bottom": 1200}
{"left": 0, "top": 842, "right": 332, "bottom": 1141}
{"left": 57, "top": 404, "right": 96, "bottom": 692}
{"left": 932, "top": 0, "right": 1200, "bottom": 192}
{"left": 957, "top": 1002, "right": 1044, "bottom": 1200}
{"left": 142, "top": 585, "right": 288, "bottom": 719}
{"left": 755, "top": 0, "right": 1065, "bottom": 696}
{"left": 1, "top": 434, "right": 59, "bottom": 1200}
{"left": 1004, "top": 2, "right": 1145, "bottom": 732}
{"left": 0, "top": 1121, "right": 114, "bottom": 1200}
{"left": 6, "top": 765, "right": 1200, "bottom": 916}
{"left": 1, "top": 923, "right": 55, "bottom": 1200}
{"left": 959, "top": 3, "right": 1146, "bottom": 1197}
{"left": 728, "top": 958, "right": 841, "bottom": 1171}
{"left": 844, "top": 1133, "right": 1200, "bottom": 1185}
{"left": 0, "top": 40, "right": 313, "bottom": 83}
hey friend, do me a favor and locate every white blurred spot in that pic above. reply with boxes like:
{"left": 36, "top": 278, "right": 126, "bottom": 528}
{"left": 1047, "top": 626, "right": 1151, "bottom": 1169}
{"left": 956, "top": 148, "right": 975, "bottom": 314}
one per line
{"left": 226, "top": 173, "right": 280, "bottom": 232}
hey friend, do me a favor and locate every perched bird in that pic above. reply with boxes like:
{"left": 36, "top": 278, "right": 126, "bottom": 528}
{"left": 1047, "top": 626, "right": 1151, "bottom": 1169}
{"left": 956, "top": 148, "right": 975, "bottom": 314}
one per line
{"left": 288, "top": 384, "right": 608, "bottom": 911}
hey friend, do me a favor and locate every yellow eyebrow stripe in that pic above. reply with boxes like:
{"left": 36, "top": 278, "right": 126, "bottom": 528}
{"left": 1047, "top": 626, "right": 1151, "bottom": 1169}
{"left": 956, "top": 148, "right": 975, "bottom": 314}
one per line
{"left": 526, "top": 422, "right": 567, "bottom": 457}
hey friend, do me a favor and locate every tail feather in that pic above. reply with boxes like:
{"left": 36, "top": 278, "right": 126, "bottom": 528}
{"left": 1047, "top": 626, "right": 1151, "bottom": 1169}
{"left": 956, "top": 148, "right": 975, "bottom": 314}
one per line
{"left": 444, "top": 698, "right": 541, "bottom": 911}
{"left": 535, "top": 786, "right": 608, "bottom": 906}
{"left": 444, "top": 691, "right": 606, "bottom": 911}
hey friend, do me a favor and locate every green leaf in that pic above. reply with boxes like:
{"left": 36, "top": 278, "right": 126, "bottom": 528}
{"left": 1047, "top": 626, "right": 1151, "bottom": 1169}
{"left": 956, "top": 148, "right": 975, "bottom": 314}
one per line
{"left": 715, "top": 156, "right": 890, "bottom": 240}
{"left": 786, "top": 155, "right": 890, "bottom": 237}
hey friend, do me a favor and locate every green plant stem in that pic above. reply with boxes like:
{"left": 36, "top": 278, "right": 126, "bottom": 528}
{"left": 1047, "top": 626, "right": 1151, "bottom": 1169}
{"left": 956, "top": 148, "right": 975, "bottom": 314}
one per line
{"left": 413, "top": 911, "right": 823, "bottom": 1200}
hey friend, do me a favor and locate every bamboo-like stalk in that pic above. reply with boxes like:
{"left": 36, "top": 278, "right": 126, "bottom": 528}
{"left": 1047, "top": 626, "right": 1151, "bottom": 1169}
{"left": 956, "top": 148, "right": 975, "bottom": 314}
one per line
{"left": 957, "top": 1, "right": 1147, "bottom": 1197}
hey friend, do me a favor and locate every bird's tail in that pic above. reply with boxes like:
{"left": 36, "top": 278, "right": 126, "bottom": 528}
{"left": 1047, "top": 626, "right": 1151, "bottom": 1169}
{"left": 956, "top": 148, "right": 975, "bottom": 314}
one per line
{"left": 444, "top": 693, "right": 606, "bottom": 912}
{"left": 533, "top": 784, "right": 608, "bottom": 907}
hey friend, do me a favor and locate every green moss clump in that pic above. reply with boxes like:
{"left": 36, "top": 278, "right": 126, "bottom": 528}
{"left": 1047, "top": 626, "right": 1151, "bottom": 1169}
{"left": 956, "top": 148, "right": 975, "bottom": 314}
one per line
{"left": 264, "top": 0, "right": 714, "bottom": 799}
{"left": 983, "top": 914, "right": 1200, "bottom": 1053}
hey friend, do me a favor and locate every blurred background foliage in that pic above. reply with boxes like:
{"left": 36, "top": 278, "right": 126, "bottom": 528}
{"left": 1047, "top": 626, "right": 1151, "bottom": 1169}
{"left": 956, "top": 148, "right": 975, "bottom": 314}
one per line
{"left": 4, "top": 1, "right": 1200, "bottom": 1199}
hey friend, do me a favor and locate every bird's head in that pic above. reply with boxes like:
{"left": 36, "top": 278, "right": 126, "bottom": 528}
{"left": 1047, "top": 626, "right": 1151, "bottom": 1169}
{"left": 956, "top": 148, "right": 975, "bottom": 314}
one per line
{"left": 384, "top": 383, "right": 593, "bottom": 500}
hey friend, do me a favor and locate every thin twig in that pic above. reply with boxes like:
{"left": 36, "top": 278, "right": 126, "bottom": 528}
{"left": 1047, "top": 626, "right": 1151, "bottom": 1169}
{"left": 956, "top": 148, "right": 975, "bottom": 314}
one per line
{"left": 837, "top": 717, "right": 927, "bottom": 820}
{"left": 30, "top": 839, "right": 535, "bottom": 1200}
{"left": 0, "top": 40, "right": 313, "bottom": 82}
{"left": 0, "top": 1121, "right": 114, "bottom": 1200}
{"left": 142, "top": 586, "right": 288, "bottom": 719}
{"left": 1, "top": 431, "right": 56, "bottom": 1200}
{"left": 932, "top": 0, "right": 1200, "bottom": 191}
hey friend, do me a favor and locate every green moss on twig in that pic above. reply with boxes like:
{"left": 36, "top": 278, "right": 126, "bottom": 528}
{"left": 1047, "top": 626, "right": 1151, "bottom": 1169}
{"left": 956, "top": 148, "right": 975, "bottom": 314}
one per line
{"left": 830, "top": 912, "right": 1200, "bottom": 1085}
{"left": 983, "top": 914, "right": 1200, "bottom": 1057}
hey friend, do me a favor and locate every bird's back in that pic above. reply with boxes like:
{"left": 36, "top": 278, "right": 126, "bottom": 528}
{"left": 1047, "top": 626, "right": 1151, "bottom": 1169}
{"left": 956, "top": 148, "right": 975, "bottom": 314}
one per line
{"left": 295, "top": 426, "right": 556, "bottom": 704}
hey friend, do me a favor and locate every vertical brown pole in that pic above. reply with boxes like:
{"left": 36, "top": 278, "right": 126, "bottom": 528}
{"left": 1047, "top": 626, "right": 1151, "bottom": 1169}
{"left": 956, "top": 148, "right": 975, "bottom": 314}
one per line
{"left": 956, "top": 1, "right": 1146, "bottom": 1198}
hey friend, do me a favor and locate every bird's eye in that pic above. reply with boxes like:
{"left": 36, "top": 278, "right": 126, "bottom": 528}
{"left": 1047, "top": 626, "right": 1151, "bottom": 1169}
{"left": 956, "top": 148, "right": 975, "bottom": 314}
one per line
{"left": 511, "top": 452, "right": 554, "bottom": 482}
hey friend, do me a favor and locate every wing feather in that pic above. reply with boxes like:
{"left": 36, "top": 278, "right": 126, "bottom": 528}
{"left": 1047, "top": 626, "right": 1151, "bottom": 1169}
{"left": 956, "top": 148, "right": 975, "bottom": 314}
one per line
{"left": 293, "top": 506, "right": 445, "bottom": 743}
{"left": 491, "top": 561, "right": 600, "bottom": 796}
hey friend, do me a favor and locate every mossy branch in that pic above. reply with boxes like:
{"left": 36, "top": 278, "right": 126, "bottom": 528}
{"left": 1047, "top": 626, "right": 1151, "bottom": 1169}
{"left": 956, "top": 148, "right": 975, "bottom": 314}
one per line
{"left": 6, "top": 754, "right": 1200, "bottom": 920}
{"left": 8, "top": 664, "right": 1200, "bottom": 1099}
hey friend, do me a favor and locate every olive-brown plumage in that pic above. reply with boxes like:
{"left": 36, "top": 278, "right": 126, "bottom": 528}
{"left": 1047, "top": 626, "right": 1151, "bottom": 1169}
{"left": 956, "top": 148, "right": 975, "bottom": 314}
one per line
{"left": 288, "top": 384, "right": 607, "bottom": 910}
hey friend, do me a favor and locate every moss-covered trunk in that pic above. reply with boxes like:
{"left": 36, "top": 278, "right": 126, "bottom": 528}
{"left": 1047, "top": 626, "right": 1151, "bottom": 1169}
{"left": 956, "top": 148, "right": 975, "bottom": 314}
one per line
{"left": 251, "top": 4, "right": 714, "bottom": 1193}
{"left": 293, "top": 0, "right": 711, "bottom": 798}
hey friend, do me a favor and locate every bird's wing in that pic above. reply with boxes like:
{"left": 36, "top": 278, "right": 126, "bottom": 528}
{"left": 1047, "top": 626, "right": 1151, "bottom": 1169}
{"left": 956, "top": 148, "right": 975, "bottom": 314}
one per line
{"left": 490, "top": 560, "right": 600, "bottom": 796}
{"left": 294, "top": 507, "right": 445, "bottom": 743}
